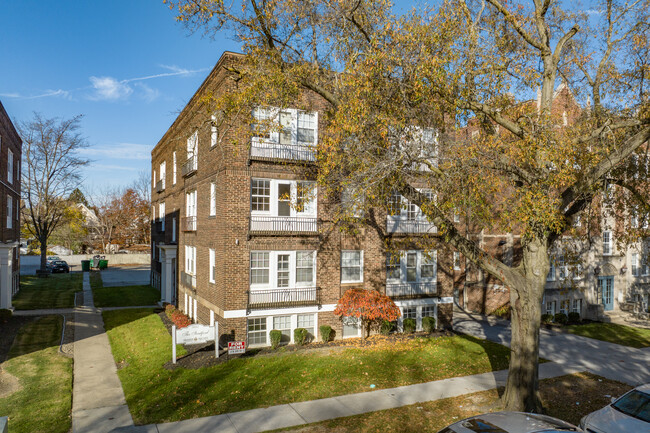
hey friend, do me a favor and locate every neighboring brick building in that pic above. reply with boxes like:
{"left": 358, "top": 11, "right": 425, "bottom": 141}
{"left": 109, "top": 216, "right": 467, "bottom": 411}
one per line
{"left": 0, "top": 100, "right": 21, "bottom": 310}
{"left": 453, "top": 85, "right": 650, "bottom": 321}
{"left": 151, "top": 52, "right": 454, "bottom": 347}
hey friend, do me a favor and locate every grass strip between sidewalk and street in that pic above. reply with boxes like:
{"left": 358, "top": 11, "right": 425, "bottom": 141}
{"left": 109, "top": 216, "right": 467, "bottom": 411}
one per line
{"left": 0, "top": 316, "right": 72, "bottom": 433}
{"left": 275, "top": 372, "right": 632, "bottom": 432}
{"left": 104, "top": 308, "right": 512, "bottom": 425}
{"left": 567, "top": 322, "right": 650, "bottom": 348}
{"left": 12, "top": 273, "right": 82, "bottom": 310}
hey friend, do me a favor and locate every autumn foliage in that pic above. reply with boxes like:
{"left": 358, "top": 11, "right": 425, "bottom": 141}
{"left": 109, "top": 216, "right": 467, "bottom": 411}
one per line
{"left": 334, "top": 289, "right": 401, "bottom": 338}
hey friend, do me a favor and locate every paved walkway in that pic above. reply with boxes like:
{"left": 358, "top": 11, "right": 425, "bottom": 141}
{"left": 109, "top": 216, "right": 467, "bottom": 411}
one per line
{"left": 71, "top": 273, "right": 135, "bottom": 433}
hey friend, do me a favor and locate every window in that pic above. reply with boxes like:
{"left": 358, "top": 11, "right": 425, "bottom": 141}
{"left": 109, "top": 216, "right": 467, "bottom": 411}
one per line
{"left": 547, "top": 259, "right": 556, "bottom": 282}
{"left": 252, "top": 107, "right": 318, "bottom": 146}
{"left": 387, "top": 189, "right": 433, "bottom": 220}
{"left": 185, "top": 246, "right": 196, "bottom": 275}
{"left": 171, "top": 217, "right": 176, "bottom": 242}
{"left": 250, "top": 252, "right": 270, "bottom": 285}
{"left": 631, "top": 211, "right": 639, "bottom": 229}
{"left": 6, "top": 196, "right": 12, "bottom": 229}
{"left": 341, "top": 186, "right": 364, "bottom": 218}
{"left": 557, "top": 255, "right": 567, "bottom": 280}
{"left": 209, "top": 249, "right": 216, "bottom": 283}
{"left": 342, "top": 316, "right": 361, "bottom": 338}
{"left": 250, "top": 179, "right": 316, "bottom": 216}
{"left": 571, "top": 299, "right": 582, "bottom": 314}
{"left": 173, "top": 152, "right": 177, "bottom": 184}
{"left": 603, "top": 231, "right": 612, "bottom": 255}
{"left": 632, "top": 252, "right": 639, "bottom": 276}
{"left": 159, "top": 202, "right": 165, "bottom": 231}
{"left": 209, "top": 182, "right": 216, "bottom": 216}
{"left": 296, "top": 252, "right": 314, "bottom": 284}
{"left": 159, "top": 161, "right": 166, "bottom": 189}
{"left": 421, "top": 252, "right": 436, "bottom": 279}
{"left": 297, "top": 314, "right": 315, "bottom": 338}
{"left": 386, "top": 253, "right": 400, "bottom": 280}
{"left": 341, "top": 251, "right": 363, "bottom": 283}
{"left": 453, "top": 252, "right": 461, "bottom": 271}
{"left": 152, "top": 205, "right": 155, "bottom": 222}
{"left": 248, "top": 318, "right": 267, "bottom": 346}
{"left": 153, "top": 170, "right": 156, "bottom": 188}
{"left": 546, "top": 301, "right": 556, "bottom": 316}
{"left": 422, "top": 305, "right": 436, "bottom": 318}
{"left": 643, "top": 249, "right": 650, "bottom": 275}
{"left": 211, "top": 114, "right": 218, "bottom": 147}
{"left": 560, "top": 300, "right": 569, "bottom": 315}
{"left": 7, "top": 150, "right": 13, "bottom": 184}
{"left": 186, "top": 130, "right": 198, "bottom": 170}
{"left": 186, "top": 190, "right": 197, "bottom": 217}
{"left": 273, "top": 316, "right": 292, "bottom": 343}
{"left": 453, "top": 210, "right": 460, "bottom": 223}
{"left": 403, "top": 307, "right": 417, "bottom": 320}
{"left": 277, "top": 254, "right": 290, "bottom": 287}
{"left": 572, "top": 264, "right": 583, "bottom": 280}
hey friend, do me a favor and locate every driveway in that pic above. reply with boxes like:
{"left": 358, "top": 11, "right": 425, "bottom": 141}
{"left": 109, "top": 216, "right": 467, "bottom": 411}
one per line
{"left": 453, "top": 309, "right": 650, "bottom": 386}
{"left": 98, "top": 265, "right": 150, "bottom": 287}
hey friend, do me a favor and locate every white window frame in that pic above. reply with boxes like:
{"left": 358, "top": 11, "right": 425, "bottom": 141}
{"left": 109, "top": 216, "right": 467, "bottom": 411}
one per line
{"left": 159, "top": 202, "right": 165, "bottom": 231}
{"left": 453, "top": 252, "right": 461, "bottom": 271}
{"left": 7, "top": 149, "right": 12, "bottom": 184}
{"left": 211, "top": 114, "right": 218, "bottom": 147}
{"left": 250, "top": 178, "right": 317, "bottom": 217}
{"left": 386, "top": 250, "right": 437, "bottom": 285}
{"left": 153, "top": 169, "right": 156, "bottom": 189}
{"left": 209, "top": 248, "right": 216, "bottom": 283}
{"left": 341, "top": 250, "right": 364, "bottom": 284}
{"left": 557, "top": 255, "right": 567, "bottom": 280}
{"left": 6, "top": 195, "right": 12, "bottom": 229}
{"left": 603, "top": 231, "right": 612, "bottom": 255}
{"left": 172, "top": 151, "right": 177, "bottom": 185}
{"left": 547, "top": 259, "right": 556, "bottom": 282}
{"left": 249, "top": 250, "right": 317, "bottom": 289}
{"left": 159, "top": 161, "right": 166, "bottom": 189}
{"left": 185, "top": 245, "right": 196, "bottom": 275}
{"left": 252, "top": 107, "right": 319, "bottom": 148}
{"left": 187, "top": 130, "right": 198, "bottom": 170}
{"left": 631, "top": 252, "right": 639, "bottom": 277}
{"left": 387, "top": 189, "right": 434, "bottom": 221}
{"left": 186, "top": 190, "right": 197, "bottom": 218}
{"left": 546, "top": 301, "right": 556, "bottom": 316}
{"left": 341, "top": 186, "right": 364, "bottom": 218}
{"left": 209, "top": 182, "right": 217, "bottom": 216}
{"left": 571, "top": 299, "right": 582, "bottom": 314}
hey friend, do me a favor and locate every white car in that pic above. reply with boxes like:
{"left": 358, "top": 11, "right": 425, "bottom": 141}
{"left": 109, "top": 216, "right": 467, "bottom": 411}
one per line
{"left": 438, "top": 411, "right": 582, "bottom": 432}
{"left": 579, "top": 383, "right": 650, "bottom": 433}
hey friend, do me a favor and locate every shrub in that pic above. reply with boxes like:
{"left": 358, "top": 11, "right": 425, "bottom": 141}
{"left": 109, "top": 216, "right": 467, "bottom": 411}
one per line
{"left": 171, "top": 310, "right": 191, "bottom": 329}
{"left": 334, "top": 289, "right": 401, "bottom": 338}
{"left": 380, "top": 320, "right": 395, "bottom": 335}
{"left": 568, "top": 312, "right": 581, "bottom": 323}
{"left": 541, "top": 314, "right": 554, "bottom": 324}
{"left": 554, "top": 313, "right": 568, "bottom": 325}
{"left": 492, "top": 304, "right": 511, "bottom": 319}
{"left": 403, "top": 318, "right": 416, "bottom": 333}
{"left": 164, "top": 304, "right": 176, "bottom": 319}
{"left": 0, "top": 309, "right": 12, "bottom": 323}
{"left": 422, "top": 316, "right": 436, "bottom": 333}
{"left": 269, "top": 330, "right": 283, "bottom": 349}
{"left": 294, "top": 328, "right": 309, "bottom": 345}
{"left": 320, "top": 325, "right": 333, "bottom": 342}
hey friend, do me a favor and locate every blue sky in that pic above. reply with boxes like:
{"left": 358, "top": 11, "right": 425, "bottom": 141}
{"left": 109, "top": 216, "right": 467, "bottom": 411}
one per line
{"left": 0, "top": 1, "right": 239, "bottom": 197}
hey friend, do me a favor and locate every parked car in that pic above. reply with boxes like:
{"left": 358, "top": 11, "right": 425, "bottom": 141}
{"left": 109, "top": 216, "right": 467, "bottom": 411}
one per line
{"left": 579, "top": 383, "right": 650, "bottom": 433}
{"left": 48, "top": 260, "right": 70, "bottom": 274}
{"left": 437, "top": 411, "right": 582, "bottom": 433}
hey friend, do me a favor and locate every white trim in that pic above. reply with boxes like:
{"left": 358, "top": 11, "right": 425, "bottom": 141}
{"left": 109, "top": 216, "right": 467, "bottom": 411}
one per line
{"left": 210, "top": 310, "right": 215, "bottom": 327}
{"left": 341, "top": 250, "right": 364, "bottom": 283}
{"left": 224, "top": 303, "right": 337, "bottom": 319}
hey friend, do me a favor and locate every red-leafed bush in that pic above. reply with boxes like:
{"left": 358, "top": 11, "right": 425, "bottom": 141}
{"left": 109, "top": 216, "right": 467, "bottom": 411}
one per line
{"left": 334, "top": 289, "right": 401, "bottom": 338}
{"left": 171, "top": 310, "right": 191, "bottom": 329}
{"left": 165, "top": 304, "right": 177, "bottom": 320}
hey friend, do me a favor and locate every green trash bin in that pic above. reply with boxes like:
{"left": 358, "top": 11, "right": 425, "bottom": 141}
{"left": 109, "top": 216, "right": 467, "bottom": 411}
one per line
{"left": 81, "top": 260, "right": 90, "bottom": 272}
{"left": 98, "top": 260, "right": 108, "bottom": 270}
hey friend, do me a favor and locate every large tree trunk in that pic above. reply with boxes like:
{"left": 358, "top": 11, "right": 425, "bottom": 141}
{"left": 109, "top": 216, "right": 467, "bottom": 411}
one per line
{"left": 502, "top": 238, "right": 547, "bottom": 412}
{"left": 39, "top": 240, "right": 48, "bottom": 272}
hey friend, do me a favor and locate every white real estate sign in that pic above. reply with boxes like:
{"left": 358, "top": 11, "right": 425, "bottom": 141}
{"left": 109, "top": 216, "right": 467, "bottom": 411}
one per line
{"left": 172, "top": 323, "right": 219, "bottom": 363}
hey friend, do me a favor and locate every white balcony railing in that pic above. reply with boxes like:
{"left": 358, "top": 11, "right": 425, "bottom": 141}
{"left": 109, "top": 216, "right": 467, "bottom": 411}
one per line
{"left": 182, "top": 156, "right": 197, "bottom": 177}
{"left": 250, "top": 139, "right": 316, "bottom": 162}
{"left": 386, "top": 281, "right": 439, "bottom": 299}
{"left": 386, "top": 217, "right": 437, "bottom": 234}
{"left": 250, "top": 215, "right": 317, "bottom": 233}
{"left": 248, "top": 287, "right": 320, "bottom": 310}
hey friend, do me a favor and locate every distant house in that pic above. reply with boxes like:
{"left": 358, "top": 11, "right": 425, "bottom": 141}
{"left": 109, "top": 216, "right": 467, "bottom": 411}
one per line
{"left": 0, "top": 100, "right": 22, "bottom": 310}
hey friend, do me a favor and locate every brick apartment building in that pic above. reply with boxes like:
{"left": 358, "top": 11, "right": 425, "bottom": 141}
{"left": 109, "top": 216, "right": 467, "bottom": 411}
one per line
{"left": 0, "top": 100, "right": 21, "bottom": 310}
{"left": 151, "top": 52, "right": 454, "bottom": 347}
{"left": 454, "top": 86, "right": 650, "bottom": 321}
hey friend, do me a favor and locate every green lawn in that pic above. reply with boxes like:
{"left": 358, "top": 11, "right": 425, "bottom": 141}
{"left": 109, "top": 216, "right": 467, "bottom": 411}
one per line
{"left": 93, "top": 285, "right": 160, "bottom": 308}
{"left": 104, "top": 308, "right": 512, "bottom": 425}
{"left": 0, "top": 316, "right": 73, "bottom": 433}
{"left": 567, "top": 322, "right": 650, "bottom": 348}
{"left": 13, "top": 274, "right": 82, "bottom": 310}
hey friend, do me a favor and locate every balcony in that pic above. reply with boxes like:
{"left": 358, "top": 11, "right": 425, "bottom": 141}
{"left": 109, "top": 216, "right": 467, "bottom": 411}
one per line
{"left": 180, "top": 271, "right": 196, "bottom": 289}
{"left": 250, "top": 140, "right": 316, "bottom": 162}
{"left": 386, "top": 281, "right": 439, "bottom": 299}
{"left": 248, "top": 287, "right": 320, "bottom": 311}
{"left": 249, "top": 216, "right": 318, "bottom": 234}
{"left": 181, "top": 156, "right": 197, "bottom": 177}
{"left": 155, "top": 180, "right": 165, "bottom": 193}
{"left": 181, "top": 216, "right": 197, "bottom": 232}
{"left": 386, "top": 217, "right": 437, "bottom": 234}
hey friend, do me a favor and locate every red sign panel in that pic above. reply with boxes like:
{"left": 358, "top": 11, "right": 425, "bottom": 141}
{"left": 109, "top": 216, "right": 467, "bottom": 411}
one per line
{"left": 228, "top": 341, "right": 246, "bottom": 354}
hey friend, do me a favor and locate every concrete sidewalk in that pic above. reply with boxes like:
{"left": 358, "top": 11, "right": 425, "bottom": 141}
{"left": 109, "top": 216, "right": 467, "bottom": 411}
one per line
{"left": 71, "top": 273, "right": 135, "bottom": 433}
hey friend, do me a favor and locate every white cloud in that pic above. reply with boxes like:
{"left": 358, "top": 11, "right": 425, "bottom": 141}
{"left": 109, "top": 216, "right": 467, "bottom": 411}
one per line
{"left": 89, "top": 76, "right": 133, "bottom": 101}
{"left": 134, "top": 82, "right": 160, "bottom": 103}
{"left": 0, "top": 89, "right": 70, "bottom": 99}
{"left": 78, "top": 142, "right": 151, "bottom": 161}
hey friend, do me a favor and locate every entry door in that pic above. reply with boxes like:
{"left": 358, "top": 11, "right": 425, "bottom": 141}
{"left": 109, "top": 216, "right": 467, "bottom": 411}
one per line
{"left": 598, "top": 277, "right": 614, "bottom": 311}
